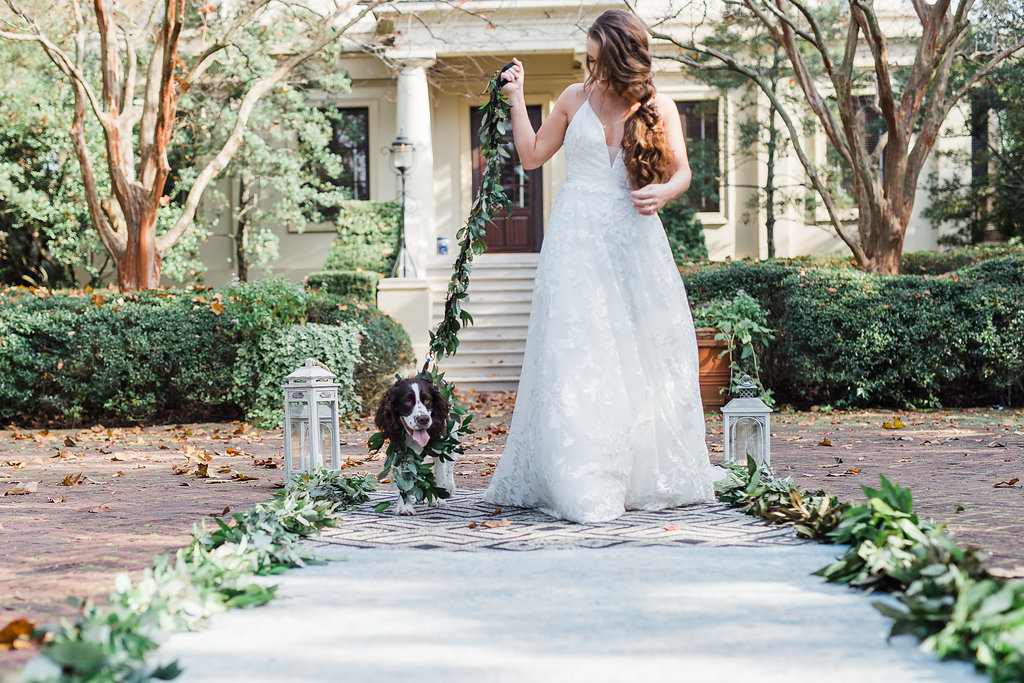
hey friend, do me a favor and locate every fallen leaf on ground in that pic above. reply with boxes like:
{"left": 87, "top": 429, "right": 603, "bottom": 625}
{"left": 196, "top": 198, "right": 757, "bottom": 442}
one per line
{"left": 340, "top": 458, "right": 361, "bottom": 469}
{"left": 82, "top": 504, "right": 112, "bottom": 513}
{"left": 60, "top": 473, "right": 85, "bottom": 487}
{"left": 252, "top": 458, "right": 279, "bottom": 469}
{"left": 993, "top": 478, "right": 1020, "bottom": 488}
{"left": 4, "top": 461, "right": 25, "bottom": 469}
{"left": 818, "top": 437, "right": 833, "bottom": 447}
{"left": 208, "top": 506, "right": 231, "bottom": 517}
{"left": 467, "top": 522, "right": 479, "bottom": 529}
{"left": 882, "top": 417, "right": 905, "bottom": 430}
{"left": 194, "top": 463, "right": 210, "bottom": 478}
{"left": 172, "top": 463, "right": 191, "bottom": 475}
{"left": 47, "top": 496, "right": 66, "bottom": 503}
{"left": 664, "top": 525, "right": 680, "bottom": 531}
{"left": 987, "top": 441, "right": 1007, "bottom": 448}
{"left": 63, "top": 436, "right": 76, "bottom": 447}
{"left": 482, "top": 518, "right": 511, "bottom": 528}
{"left": 4, "top": 481, "right": 38, "bottom": 496}
{"left": 115, "top": 471, "right": 125, "bottom": 477}
{"left": 232, "top": 473, "right": 258, "bottom": 481}
{"left": 0, "top": 618, "right": 38, "bottom": 651}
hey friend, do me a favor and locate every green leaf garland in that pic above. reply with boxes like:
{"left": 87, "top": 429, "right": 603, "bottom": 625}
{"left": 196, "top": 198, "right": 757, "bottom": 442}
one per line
{"left": 369, "top": 69, "right": 510, "bottom": 500}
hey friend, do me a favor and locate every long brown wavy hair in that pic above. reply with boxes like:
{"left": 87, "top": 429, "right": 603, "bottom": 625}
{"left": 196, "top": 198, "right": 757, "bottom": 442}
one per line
{"left": 586, "top": 10, "right": 672, "bottom": 189}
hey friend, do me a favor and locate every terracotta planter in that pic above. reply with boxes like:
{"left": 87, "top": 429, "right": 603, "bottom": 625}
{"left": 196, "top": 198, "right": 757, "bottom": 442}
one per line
{"left": 696, "top": 327, "right": 731, "bottom": 413}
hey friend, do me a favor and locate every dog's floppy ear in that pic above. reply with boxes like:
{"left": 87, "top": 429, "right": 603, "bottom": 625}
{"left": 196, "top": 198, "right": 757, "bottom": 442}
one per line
{"left": 374, "top": 382, "right": 405, "bottom": 446}
{"left": 427, "top": 381, "right": 450, "bottom": 439}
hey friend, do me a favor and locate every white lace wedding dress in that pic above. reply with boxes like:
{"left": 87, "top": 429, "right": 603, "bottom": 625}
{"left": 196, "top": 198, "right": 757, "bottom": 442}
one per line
{"left": 483, "top": 98, "right": 717, "bottom": 523}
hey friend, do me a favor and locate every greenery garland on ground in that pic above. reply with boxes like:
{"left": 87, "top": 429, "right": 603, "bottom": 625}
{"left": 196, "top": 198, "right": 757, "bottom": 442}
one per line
{"left": 717, "top": 460, "right": 1023, "bottom": 682}
{"left": 370, "top": 68, "right": 511, "bottom": 503}
{"left": 16, "top": 469, "right": 375, "bottom": 682}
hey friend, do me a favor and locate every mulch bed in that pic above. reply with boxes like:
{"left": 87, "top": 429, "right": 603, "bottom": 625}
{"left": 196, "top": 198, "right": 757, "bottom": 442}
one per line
{"left": 1, "top": 395, "right": 1021, "bottom": 676}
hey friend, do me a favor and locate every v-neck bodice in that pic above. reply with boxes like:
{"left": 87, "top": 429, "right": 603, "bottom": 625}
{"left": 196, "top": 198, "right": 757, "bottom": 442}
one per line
{"left": 563, "top": 99, "right": 629, "bottom": 192}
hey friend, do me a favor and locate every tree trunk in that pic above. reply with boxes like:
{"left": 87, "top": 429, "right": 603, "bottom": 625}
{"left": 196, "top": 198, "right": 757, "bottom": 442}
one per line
{"left": 117, "top": 198, "right": 161, "bottom": 290}
{"left": 764, "top": 47, "right": 782, "bottom": 259}
{"left": 235, "top": 178, "right": 251, "bottom": 283}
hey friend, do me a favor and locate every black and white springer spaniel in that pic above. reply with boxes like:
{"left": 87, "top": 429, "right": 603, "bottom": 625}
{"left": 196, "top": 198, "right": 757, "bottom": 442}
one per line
{"left": 374, "top": 377, "right": 454, "bottom": 514}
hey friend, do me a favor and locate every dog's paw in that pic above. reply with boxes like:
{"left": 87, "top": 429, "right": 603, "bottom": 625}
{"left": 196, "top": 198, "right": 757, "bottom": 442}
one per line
{"left": 394, "top": 502, "right": 415, "bottom": 516}
{"left": 429, "top": 497, "right": 449, "bottom": 508}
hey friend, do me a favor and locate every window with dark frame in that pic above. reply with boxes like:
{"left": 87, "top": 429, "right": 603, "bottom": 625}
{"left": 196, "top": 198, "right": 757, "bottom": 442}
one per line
{"left": 839, "top": 95, "right": 884, "bottom": 196}
{"left": 676, "top": 100, "right": 721, "bottom": 213}
{"left": 326, "top": 107, "right": 370, "bottom": 201}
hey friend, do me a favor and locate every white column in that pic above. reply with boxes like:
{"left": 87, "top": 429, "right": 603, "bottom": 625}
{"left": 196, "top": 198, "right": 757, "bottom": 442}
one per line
{"left": 395, "top": 59, "right": 436, "bottom": 278}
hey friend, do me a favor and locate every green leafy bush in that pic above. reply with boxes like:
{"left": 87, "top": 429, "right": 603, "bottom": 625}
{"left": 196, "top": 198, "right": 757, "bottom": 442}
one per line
{"left": 322, "top": 200, "right": 401, "bottom": 274}
{"left": 0, "top": 289, "right": 236, "bottom": 423}
{"left": 780, "top": 265, "right": 1024, "bottom": 407}
{"left": 309, "top": 296, "right": 413, "bottom": 408}
{"left": 232, "top": 322, "right": 362, "bottom": 428}
{"left": 899, "top": 245, "right": 1024, "bottom": 275}
{"left": 659, "top": 199, "right": 708, "bottom": 263}
{"left": 306, "top": 269, "right": 381, "bottom": 303}
{"left": 0, "top": 279, "right": 410, "bottom": 425}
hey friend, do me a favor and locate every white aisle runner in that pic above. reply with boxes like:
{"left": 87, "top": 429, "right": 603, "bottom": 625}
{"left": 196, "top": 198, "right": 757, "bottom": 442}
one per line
{"left": 159, "top": 492, "right": 984, "bottom": 683}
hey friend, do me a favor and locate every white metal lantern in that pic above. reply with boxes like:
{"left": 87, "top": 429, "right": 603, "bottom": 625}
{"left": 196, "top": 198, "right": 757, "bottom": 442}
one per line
{"left": 721, "top": 375, "right": 772, "bottom": 469}
{"left": 282, "top": 358, "right": 342, "bottom": 481}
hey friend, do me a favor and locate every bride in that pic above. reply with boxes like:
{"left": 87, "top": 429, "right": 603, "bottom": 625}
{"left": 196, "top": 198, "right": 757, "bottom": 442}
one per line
{"left": 482, "top": 9, "right": 718, "bottom": 524}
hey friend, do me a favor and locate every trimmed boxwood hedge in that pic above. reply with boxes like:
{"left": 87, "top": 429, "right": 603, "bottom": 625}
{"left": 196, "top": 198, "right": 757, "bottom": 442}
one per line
{"left": 683, "top": 254, "right": 1024, "bottom": 408}
{"left": 305, "top": 269, "right": 380, "bottom": 303}
{"left": 322, "top": 200, "right": 401, "bottom": 274}
{"left": 0, "top": 279, "right": 412, "bottom": 427}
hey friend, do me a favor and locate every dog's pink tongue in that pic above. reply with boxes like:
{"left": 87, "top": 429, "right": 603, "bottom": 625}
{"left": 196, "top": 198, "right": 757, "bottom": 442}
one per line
{"left": 411, "top": 429, "right": 430, "bottom": 448}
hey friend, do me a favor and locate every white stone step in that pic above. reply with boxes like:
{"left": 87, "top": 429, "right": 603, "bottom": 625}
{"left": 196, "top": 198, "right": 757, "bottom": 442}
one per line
{"left": 441, "top": 348, "right": 525, "bottom": 368}
{"left": 427, "top": 253, "right": 537, "bottom": 391}
{"left": 455, "top": 325, "right": 528, "bottom": 342}
{"left": 432, "top": 301, "right": 532, "bottom": 317}
{"left": 448, "top": 377, "right": 520, "bottom": 392}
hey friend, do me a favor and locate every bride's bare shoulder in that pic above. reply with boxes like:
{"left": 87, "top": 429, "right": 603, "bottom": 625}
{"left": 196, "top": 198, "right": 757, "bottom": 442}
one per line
{"left": 553, "top": 83, "right": 589, "bottom": 122}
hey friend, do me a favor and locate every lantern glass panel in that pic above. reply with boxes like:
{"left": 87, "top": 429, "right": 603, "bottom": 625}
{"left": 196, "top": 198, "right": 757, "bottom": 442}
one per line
{"left": 731, "top": 417, "right": 764, "bottom": 465}
{"left": 318, "top": 421, "right": 333, "bottom": 467}
{"left": 289, "top": 417, "right": 305, "bottom": 472}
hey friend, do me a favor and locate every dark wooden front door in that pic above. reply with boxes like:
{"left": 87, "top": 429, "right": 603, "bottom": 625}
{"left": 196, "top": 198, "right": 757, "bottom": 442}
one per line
{"left": 471, "top": 105, "right": 544, "bottom": 252}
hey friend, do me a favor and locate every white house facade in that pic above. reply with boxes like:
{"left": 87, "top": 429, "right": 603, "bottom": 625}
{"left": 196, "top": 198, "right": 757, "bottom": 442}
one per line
{"left": 198, "top": 0, "right": 971, "bottom": 389}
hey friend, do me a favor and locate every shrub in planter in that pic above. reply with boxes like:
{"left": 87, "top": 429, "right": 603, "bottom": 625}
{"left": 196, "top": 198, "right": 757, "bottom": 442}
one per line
{"left": 322, "top": 200, "right": 401, "bottom": 275}
{"left": 232, "top": 322, "right": 362, "bottom": 428}
{"left": 305, "top": 269, "right": 381, "bottom": 303}
{"left": 692, "top": 291, "right": 774, "bottom": 403}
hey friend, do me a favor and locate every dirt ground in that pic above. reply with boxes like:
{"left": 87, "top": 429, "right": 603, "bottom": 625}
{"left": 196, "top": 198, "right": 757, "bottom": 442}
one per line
{"left": 1, "top": 394, "right": 1022, "bottom": 675}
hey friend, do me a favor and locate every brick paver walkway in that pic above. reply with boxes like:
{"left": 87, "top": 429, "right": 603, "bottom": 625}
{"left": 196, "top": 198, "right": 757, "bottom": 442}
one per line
{"left": 1, "top": 395, "right": 1021, "bottom": 676}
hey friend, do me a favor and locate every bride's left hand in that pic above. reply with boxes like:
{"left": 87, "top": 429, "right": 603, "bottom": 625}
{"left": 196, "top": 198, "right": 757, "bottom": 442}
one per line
{"left": 630, "top": 184, "right": 673, "bottom": 216}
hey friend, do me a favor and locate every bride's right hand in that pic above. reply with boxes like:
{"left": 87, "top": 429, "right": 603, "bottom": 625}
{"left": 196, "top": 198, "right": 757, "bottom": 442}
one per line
{"left": 500, "top": 58, "right": 525, "bottom": 96}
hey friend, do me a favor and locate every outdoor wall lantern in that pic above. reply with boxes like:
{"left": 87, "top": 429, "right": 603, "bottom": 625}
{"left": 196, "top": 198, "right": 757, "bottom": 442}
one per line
{"left": 282, "top": 358, "right": 342, "bottom": 481}
{"left": 385, "top": 130, "right": 417, "bottom": 277}
{"left": 721, "top": 375, "right": 772, "bottom": 469}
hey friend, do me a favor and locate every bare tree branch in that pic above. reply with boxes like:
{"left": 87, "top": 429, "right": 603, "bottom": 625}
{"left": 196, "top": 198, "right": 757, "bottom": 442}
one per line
{"left": 157, "top": 0, "right": 386, "bottom": 254}
{"left": 639, "top": 20, "right": 867, "bottom": 266}
{"left": 184, "top": 0, "right": 274, "bottom": 89}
